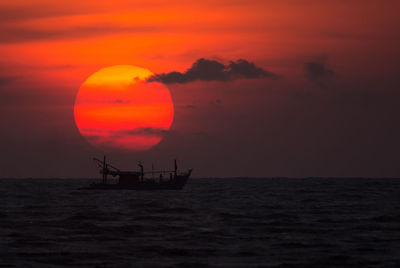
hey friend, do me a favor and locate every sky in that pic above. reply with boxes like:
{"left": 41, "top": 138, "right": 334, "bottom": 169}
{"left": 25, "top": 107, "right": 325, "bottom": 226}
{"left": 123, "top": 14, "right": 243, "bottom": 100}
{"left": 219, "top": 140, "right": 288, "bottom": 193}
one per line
{"left": 0, "top": 0, "right": 399, "bottom": 178}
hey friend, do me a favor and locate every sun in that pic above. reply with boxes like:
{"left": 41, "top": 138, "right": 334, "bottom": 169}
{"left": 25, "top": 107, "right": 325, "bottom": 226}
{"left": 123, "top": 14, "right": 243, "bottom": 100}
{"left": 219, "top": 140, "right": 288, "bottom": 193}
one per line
{"left": 74, "top": 65, "right": 174, "bottom": 151}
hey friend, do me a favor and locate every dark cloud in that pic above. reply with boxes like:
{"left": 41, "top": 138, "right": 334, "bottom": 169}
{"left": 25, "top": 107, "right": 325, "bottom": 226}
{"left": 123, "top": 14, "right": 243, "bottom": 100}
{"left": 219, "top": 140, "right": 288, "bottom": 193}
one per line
{"left": 0, "top": 62, "right": 77, "bottom": 72}
{"left": 81, "top": 127, "right": 170, "bottom": 151}
{"left": 176, "top": 104, "right": 198, "bottom": 109}
{"left": 209, "top": 99, "right": 222, "bottom": 106}
{"left": 305, "top": 61, "right": 334, "bottom": 84}
{"left": 113, "top": 99, "right": 131, "bottom": 104}
{"left": 43, "top": 64, "right": 77, "bottom": 70}
{"left": 147, "top": 58, "right": 276, "bottom": 84}
{"left": 192, "top": 131, "right": 211, "bottom": 139}
{"left": 124, "top": 127, "right": 169, "bottom": 137}
{"left": 0, "top": 76, "right": 18, "bottom": 86}
{"left": 0, "top": 25, "right": 157, "bottom": 43}
{"left": 83, "top": 127, "right": 169, "bottom": 138}
{"left": 0, "top": 5, "right": 92, "bottom": 23}
{"left": 184, "top": 104, "right": 197, "bottom": 109}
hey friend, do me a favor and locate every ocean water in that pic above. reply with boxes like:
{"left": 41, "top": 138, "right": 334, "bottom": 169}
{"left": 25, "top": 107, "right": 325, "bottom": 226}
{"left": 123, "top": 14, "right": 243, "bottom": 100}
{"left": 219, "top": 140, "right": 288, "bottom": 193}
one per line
{"left": 0, "top": 178, "right": 399, "bottom": 267}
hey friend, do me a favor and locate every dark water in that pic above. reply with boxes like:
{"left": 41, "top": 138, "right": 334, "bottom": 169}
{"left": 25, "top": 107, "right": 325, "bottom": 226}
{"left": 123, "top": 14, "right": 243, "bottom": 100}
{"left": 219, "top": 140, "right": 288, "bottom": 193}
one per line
{"left": 0, "top": 178, "right": 399, "bottom": 267}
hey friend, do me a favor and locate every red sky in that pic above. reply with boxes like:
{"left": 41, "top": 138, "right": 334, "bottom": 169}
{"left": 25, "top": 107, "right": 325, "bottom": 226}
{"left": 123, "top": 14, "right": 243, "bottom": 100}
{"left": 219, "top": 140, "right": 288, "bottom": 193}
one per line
{"left": 1, "top": 0, "right": 399, "bottom": 177}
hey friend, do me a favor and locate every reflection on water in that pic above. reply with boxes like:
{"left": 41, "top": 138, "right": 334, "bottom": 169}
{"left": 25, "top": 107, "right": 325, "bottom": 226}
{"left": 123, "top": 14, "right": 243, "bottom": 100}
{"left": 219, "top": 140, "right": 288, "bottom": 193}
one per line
{"left": 0, "top": 178, "right": 399, "bottom": 267}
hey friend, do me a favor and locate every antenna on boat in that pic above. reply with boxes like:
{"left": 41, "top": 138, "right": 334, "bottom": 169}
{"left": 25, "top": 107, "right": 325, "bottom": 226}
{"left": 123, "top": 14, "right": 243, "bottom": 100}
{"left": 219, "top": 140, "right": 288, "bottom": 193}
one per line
{"left": 103, "top": 155, "right": 107, "bottom": 184}
{"left": 138, "top": 161, "right": 144, "bottom": 182}
{"left": 174, "top": 159, "right": 177, "bottom": 177}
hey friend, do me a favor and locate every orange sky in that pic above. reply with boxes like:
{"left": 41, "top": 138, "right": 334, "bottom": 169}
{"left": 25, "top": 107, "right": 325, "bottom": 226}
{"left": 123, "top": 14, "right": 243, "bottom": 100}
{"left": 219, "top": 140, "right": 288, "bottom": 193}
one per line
{"left": 2, "top": 0, "right": 399, "bottom": 85}
{"left": 1, "top": 0, "right": 399, "bottom": 177}
{"left": 0, "top": 0, "right": 398, "bottom": 112}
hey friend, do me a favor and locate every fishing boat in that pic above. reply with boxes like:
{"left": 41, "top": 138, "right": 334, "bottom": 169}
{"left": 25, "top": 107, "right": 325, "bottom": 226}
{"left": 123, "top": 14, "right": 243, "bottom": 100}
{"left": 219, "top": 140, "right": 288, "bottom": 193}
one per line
{"left": 82, "top": 156, "right": 192, "bottom": 190}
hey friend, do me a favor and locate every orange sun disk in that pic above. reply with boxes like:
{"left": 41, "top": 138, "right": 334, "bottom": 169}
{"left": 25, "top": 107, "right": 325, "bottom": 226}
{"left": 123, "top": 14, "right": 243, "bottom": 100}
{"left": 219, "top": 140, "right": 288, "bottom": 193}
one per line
{"left": 74, "top": 65, "right": 174, "bottom": 151}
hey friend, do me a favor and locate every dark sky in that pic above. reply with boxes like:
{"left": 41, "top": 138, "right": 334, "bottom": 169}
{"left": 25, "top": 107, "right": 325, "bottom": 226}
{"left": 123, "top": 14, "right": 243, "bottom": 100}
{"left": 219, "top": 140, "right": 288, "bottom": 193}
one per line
{"left": 1, "top": 0, "right": 399, "bottom": 178}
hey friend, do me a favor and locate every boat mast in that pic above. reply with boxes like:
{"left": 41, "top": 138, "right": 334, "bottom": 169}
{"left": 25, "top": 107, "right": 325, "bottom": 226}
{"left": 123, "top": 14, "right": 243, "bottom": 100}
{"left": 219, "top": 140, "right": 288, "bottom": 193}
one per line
{"left": 174, "top": 159, "right": 177, "bottom": 177}
{"left": 103, "top": 155, "right": 107, "bottom": 184}
{"left": 138, "top": 161, "right": 144, "bottom": 182}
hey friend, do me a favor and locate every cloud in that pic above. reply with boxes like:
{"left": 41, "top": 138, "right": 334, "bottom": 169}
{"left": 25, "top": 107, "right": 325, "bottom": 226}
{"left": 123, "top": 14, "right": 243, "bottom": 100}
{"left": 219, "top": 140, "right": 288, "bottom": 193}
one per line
{"left": 0, "top": 5, "right": 90, "bottom": 24}
{"left": 304, "top": 61, "right": 334, "bottom": 84}
{"left": 209, "top": 99, "right": 222, "bottom": 106}
{"left": 113, "top": 99, "right": 131, "bottom": 104}
{"left": 184, "top": 104, "right": 197, "bottom": 109}
{"left": 124, "top": 127, "right": 169, "bottom": 136}
{"left": 0, "top": 76, "right": 18, "bottom": 86}
{"left": 147, "top": 58, "right": 276, "bottom": 84}
{"left": 0, "top": 25, "right": 158, "bottom": 43}
{"left": 83, "top": 127, "right": 169, "bottom": 137}
{"left": 193, "top": 131, "right": 211, "bottom": 139}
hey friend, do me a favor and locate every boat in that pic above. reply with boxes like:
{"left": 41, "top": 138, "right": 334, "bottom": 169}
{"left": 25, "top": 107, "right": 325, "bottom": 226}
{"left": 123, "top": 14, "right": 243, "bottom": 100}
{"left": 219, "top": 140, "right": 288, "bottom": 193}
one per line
{"left": 82, "top": 156, "right": 192, "bottom": 190}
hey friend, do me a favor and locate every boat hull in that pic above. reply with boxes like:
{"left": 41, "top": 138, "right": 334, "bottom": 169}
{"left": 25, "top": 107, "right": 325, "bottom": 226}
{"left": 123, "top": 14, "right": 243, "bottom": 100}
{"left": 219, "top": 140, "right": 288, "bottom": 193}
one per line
{"left": 82, "top": 172, "right": 191, "bottom": 190}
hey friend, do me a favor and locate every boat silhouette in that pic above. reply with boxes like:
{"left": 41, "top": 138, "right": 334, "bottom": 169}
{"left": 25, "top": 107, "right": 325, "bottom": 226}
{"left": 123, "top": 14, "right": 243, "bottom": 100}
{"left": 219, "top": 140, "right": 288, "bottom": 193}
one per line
{"left": 82, "top": 156, "right": 192, "bottom": 190}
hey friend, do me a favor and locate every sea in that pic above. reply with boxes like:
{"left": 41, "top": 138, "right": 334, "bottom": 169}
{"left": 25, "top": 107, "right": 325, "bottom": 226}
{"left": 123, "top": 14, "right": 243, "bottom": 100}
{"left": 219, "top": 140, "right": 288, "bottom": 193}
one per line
{"left": 0, "top": 178, "right": 399, "bottom": 267}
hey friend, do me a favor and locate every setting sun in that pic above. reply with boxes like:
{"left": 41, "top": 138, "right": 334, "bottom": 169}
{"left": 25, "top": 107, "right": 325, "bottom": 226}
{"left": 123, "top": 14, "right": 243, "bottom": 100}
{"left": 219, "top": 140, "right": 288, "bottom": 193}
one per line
{"left": 74, "top": 65, "right": 174, "bottom": 151}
